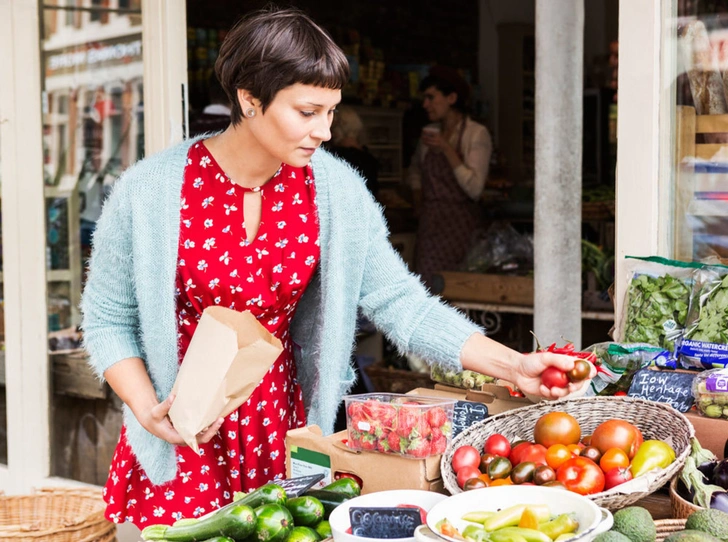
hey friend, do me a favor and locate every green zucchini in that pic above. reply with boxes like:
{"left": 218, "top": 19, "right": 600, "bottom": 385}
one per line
{"left": 253, "top": 503, "right": 294, "bottom": 542}
{"left": 286, "top": 526, "right": 321, "bottom": 542}
{"left": 321, "top": 478, "right": 361, "bottom": 497}
{"left": 285, "top": 496, "right": 325, "bottom": 527}
{"left": 301, "top": 490, "right": 350, "bottom": 520}
{"left": 313, "top": 520, "right": 332, "bottom": 539}
{"left": 200, "top": 538, "right": 235, "bottom": 542}
{"left": 141, "top": 504, "right": 256, "bottom": 541}
{"left": 233, "top": 484, "right": 288, "bottom": 508}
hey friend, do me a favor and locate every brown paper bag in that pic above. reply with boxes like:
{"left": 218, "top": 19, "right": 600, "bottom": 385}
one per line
{"left": 168, "top": 306, "right": 283, "bottom": 452}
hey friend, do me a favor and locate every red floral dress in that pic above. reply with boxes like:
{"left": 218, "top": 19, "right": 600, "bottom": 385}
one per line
{"left": 102, "top": 141, "right": 319, "bottom": 528}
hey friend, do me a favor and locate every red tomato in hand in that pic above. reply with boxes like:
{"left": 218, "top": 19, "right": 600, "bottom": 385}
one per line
{"left": 541, "top": 367, "right": 569, "bottom": 388}
{"left": 604, "top": 466, "right": 633, "bottom": 490}
{"left": 452, "top": 446, "right": 481, "bottom": 473}
{"left": 556, "top": 457, "right": 606, "bottom": 495}
{"left": 590, "top": 420, "right": 643, "bottom": 459}
{"left": 457, "top": 466, "right": 482, "bottom": 489}
{"left": 484, "top": 434, "right": 512, "bottom": 458}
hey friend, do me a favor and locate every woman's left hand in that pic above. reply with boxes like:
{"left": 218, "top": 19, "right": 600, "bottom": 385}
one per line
{"left": 421, "top": 130, "right": 450, "bottom": 152}
{"left": 513, "top": 352, "right": 597, "bottom": 400}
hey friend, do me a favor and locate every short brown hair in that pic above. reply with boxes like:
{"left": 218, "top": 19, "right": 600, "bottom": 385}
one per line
{"left": 215, "top": 7, "right": 350, "bottom": 125}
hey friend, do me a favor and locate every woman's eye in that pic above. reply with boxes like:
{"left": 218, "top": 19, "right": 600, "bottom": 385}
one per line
{"left": 300, "top": 111, "right": 316, "bottom": 117}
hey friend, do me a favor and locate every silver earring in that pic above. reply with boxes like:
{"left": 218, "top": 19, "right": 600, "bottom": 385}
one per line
{"left": 245, "top": 108, "right": 256, "bottom": 118}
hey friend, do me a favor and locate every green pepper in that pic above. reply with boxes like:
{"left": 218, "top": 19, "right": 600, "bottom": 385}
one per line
{"left": 489, "top": 532, "right": 528, "bottom": 542}
{"left": 463, "top": 511, "right": 496, "bottom": 524}
{"left": 630, "top": 440, "right": 676, "bottom": 478}
{"left": 494, "top": 528, "right": 551, "bottom": 542}
{"left": 463, "top": 525, "right": 490, "bottom": 542}
{"left": 537, "top": 515, "right": 579, "bottom": 541}
{"left": 481, "top": 505, "right": 550, "bottom": 532}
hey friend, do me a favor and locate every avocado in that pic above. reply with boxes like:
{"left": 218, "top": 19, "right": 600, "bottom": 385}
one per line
{"left": 664, "top": 530, "right": 723, "bottom": 542}
{"left": 612, "top": 507, "right": 656, "bottom": 542}
{"left": 686, "top": 509, "right": 728, "bottom": 541}
{"left": 594, "top": 532, "right": 632, "bottom": 542}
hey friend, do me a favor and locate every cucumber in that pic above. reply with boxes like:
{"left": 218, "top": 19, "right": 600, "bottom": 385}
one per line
{"left": 301, "top": 490, "right": 350, "bottom": 520}
{"left": 141, "top": 504, "right": 256, "bottom": 541}
{"left": 200, "top": 538, "right": 235, "bottom": 542}
{"left": 286, "top": 526, "right": 321, "bottom": 542}
{"left": 253, "top": 503, "right": 294, "bottom": 542}
{"left": 321, "top": 478, "right": 361, "bottom": 497}
{"left": 285, "top": 496, "right": 325, "bottom": 527}
{"left": 314, "top": 521, "right": 332, "bottom": 539}
{"left": 233, "top": 484, "right": 288, "bottom": 508}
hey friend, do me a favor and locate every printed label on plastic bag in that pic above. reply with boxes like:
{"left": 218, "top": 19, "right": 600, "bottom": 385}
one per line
{"left": 679, "top": 339, "right": 728, "bottom": 369}
{"left": 706, "top": 370, "right": 728, "bottom": 392}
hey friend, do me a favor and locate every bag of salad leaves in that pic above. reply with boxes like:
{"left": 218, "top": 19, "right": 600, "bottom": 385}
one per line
{"left": 679, "top": 264, "right": 728, "bottom": 369}
{"left": 583, "top": 342, "right": 673, "bottom": 396}
{"left": 617, "top": 256, "right": 701, "bottom": 351}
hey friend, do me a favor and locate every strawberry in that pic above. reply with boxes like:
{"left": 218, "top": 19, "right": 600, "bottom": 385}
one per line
{"left": 348, "top": 402, "right": 364, "bottom": 419}
{"left": 431, "top": 434, "right": 448, "bottom": 454}
{"left": 411, "top": 416, "right": 432, "bottom": 440}
{"left": 407, "top": 437, "right": 431, "bottom": 458}
{"left": 348, "top": 429, "right": 362, "bottom": 449}
{"left": 426, "top": 407, "right": 448, "bottom": 428}
{"left": 377, "top": 403, "right": 397, "bottom": 427}
{"left": 360, "top": 433, "right": 377, "bottom": 451}
{"left": 377, "top": 434, "right": 392, "bottom": 454}
{"left": 431, "top": 427, "right": 443, "bottom": 440}
{"left": 440, "top": 421, "right": 453, "bottom": 437}
{"left": 396, "top": 407, "right": 418, "bottom": 437}
{"left": 387, "top": 431, "right": 403, "bottom": 453}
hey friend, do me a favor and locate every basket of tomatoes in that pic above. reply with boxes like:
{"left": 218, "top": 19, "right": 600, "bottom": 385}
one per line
{"left": 441, "top": 395, "right": 694, "bottom": 510}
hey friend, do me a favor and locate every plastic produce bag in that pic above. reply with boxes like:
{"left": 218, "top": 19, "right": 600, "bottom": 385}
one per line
{"left": 461, "top": 221, "right": 533, "bottom": 275}
{"left": 430, "top": 365, "right": 495, "bottom": 390}
{"left": 679, "top": 265, "right": 728, "bottom": 369}
{"left": 617, "top": 257, "right": 700, "bottom": 352}
{"left": 693, "top": 367, "right": 728, "bottom": 419}
{"left": 583, "top": 342, "right": 671, "bottom": 397}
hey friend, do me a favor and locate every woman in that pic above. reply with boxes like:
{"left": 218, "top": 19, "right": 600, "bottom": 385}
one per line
{"left": 408, "top": 67, "right": 493, "bottom": 288}
{"left": 81, "top": 7, "right": 591, "bottom": 529}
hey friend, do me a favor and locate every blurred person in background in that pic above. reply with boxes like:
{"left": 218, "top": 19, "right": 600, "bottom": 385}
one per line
{"left": 408, "top": 66, "right": 492, "bottom": 288}
{"left": 329, "top": 106, "right": 380, "bottom": 197}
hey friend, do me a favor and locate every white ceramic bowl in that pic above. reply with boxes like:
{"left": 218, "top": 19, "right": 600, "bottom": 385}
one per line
{"left": 425, "top": 486, "right": 613, "bottom": 542}
{"left": 330, "top": 490, "right": 448, "bottom": 542}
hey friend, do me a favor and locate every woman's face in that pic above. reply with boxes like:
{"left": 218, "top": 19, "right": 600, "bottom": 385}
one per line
{"left": 241, "top": 84, "right": 341, "bottom": 168}
{"left": 422, "top": 85, "right": 456, "bottom": 122}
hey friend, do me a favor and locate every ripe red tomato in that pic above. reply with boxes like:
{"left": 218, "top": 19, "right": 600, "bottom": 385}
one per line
{"left": 545, "top": 444, "right": 572, "bottom": 470}
{"left": 509, "top": 441, "right": 533, "bottom": 466}
{"left": 484, "top": 434, "right": 512, "bottom": 458}
{"left": 457, "top": 466, "right": 482, "bottom": 489}
{"left": 541, "top": 367, "right": 569, "bottom": 388}
{"left": 556, "top": 457, "right": 606, "bottom": 495}
{"left": 600, "top": 448, "right": 630, "bottom": 472}
{"left": 519, "top": 444, "right": 548, "bottom": 467}
{"left": 534, "top": 412, "right": 581, "bottom": 448}
{"left": 604, "top": 466, "right": 633, "bottom": 490}
{"left": 590, "top": 420, "right": 644, "bottom": 459}
{"left": 452, "top": 446, "right": 481, "bottom": 473}
{"left": 567, "top": 359, "right": 592, "bottom": 382}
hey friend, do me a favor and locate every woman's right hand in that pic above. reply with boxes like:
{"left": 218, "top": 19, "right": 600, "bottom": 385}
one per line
{"left": 136, "top": 394, "right": 224, "bottom": 446}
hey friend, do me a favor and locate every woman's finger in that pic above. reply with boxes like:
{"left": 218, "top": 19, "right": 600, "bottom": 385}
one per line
{"left": 197, "top": 417, "right": 224, "bottom": 444}
{"left": 151, "top": 394, "right": 176, "bottom": 421}
{"left": 157, "top": 418, "right": 186, "bottom": 446}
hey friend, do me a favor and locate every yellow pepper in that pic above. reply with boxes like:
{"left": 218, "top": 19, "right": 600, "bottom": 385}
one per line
{"left": 630, "top": 440, "right": 675, "bottom": 478}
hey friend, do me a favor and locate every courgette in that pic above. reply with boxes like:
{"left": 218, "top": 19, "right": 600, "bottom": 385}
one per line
{"left": 314, "top": 520, "right": 332, "bottom": 539}
{"left": 200, "top": 538, "right": 235, "bottom": 542}
{"left": 233, "top": 484, "right": 288, "bottom": 508}
{"left": 321, "top": 478, "right": 361, "bottom": 497}
{"left": 286, "top": 526, "right": 321, "bottom": 542}
{"left": 141, "top": 504, "right": 256, "bottom": 541}
{"left": 301, "top": 490, "right": 350, "bottom": 520}
{"left": 285, "top": 496, "right": 325, "bottom": 527}
{"left": 253, "top": 503, "right": 294, "bottom": 542}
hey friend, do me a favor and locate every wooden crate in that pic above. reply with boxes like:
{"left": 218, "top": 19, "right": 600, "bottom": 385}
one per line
{"left": 434, "top": 272, "right": 534, "bottom": 306}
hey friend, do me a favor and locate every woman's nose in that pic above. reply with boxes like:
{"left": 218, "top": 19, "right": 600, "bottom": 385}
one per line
{"left": 311, "top": 117, "right": 332, "bottom": 142}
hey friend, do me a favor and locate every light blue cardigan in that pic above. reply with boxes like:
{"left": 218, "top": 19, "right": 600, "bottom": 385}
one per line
{"left": 81, "top": 136, "right": 481, "bottom": 485}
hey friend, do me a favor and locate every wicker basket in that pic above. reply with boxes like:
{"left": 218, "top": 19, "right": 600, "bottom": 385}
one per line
{"left": 0, "top": 487, "right": 116, "bottom": 541}
{"left": 655, "top": 518, "right": 688, "bottom": 542}
{"left": 669, "top": 476, "right": 702, "bottom": 519}
{"left": 441, "top": 396, "right": 694, "bottom": 510}
{"left": 364, "top": 362, "right": 434, "bottom": 394}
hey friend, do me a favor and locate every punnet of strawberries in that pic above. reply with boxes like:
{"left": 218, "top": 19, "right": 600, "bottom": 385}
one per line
{"left": 344, "top": 393, "right": 456, "bottom": 459}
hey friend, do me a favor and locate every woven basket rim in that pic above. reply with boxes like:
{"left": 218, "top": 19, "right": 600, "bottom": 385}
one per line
{"left": 669, "top": 475, "right": 703, "bottom": 511}
{"left": 440, "top": 396, "right": 695, "bottom": 508}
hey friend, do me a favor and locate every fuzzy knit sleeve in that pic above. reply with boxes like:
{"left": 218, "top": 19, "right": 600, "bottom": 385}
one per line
{"left": 81, "top": 170, "right": 144, "bottom": 379}
{"left": 357, "top": 190, "right": 481, "bottom": 370}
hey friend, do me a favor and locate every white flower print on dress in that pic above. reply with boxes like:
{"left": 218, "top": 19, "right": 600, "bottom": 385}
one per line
{"left": 262, "top": 418, "right": 271, "bottom": 427}
{"left": 200, "top": 155, "right": 211, "bottom": 168}
{"left": 268, "top": 316, "right": 279, "bottom": 326}
{"left": 289, "top": 171, "right": 296, "bottom": 179}
{"left": 210, "top": 498, "right": 221, "bottom": 510}
{"left": 297, "top": 234, "right": 309, "bottom": 243}
{"left": 197, "top": 483, "right": 208, "bottom": 492}
{"left": 305, "top": 256, "right": 315, "bottom": 266}
{"left": 172, "top": 511, "right": 183, "bottom": 521}
{"left": 230, "top": 285, "right": 242, "bottom": 294}
{"left": 165, "top": 490, "right": 175, "bottom": 500}
{"left": 258, "top": 233, "right": 267, "bottom": 242}
{"left": 256, "top": 248, "right": 269, "bottom": 260}
{"left": 274, "top": 183, "right": 285, "bottom": 192}
{"left": 153, "top": 506, "right": 166, "bottom": 518}
{"left": 204, "top": 218, "right": 214, "bottom": 228}
{"left": 222, "top": 225, "right": 231, "bottom": 234}
{"left": 180, "top": 471, "right": 192, "bottom": 483}
{"left": 270, "top": 281, "right": 280, "bottom": 291}
{"left": 202, "top": 196, "right": 214, "bottom": 208}
{"left": 224, "top": 203, "right": 238, "bottom": 216}
{"left": 214, "top": 296, "right": 221, "bottom": 304}
{"left": 247, "top": 469, "right": 257, "bottom": 480}
{"left": 272, "top": 201, "right": 283, "bottom": 212}
{"left": 229, "top": 468, "right": 240, "bottom": 479}
{"left": 268, "top": 431, "right": 278, "bottom": 444}
{"left": 184, "top": 279, "right": 195, "bottom": 291}
{"left": 203, "top": 238, "right": 216, "bottom": 250}
{"left": 226, "top": 187, "right": 236, "bottom": 196}
{"left": 183, "top": 218, "right": 192, "bottom": 228}
{"left": 193, "top": 507, "right": 205, "bottom": 517}
{"left": 245, "top": 255, "right": 253, "bottom": 264}
{"left": 219, "top": 251, "right": 231, "bottom": 265}
{"left": 273, "top": 264, "right": 283, "bottom": 273}
{"left": 275, "top": 238, "right": 288, "bottom": 248}
{"left": 292, "top": 193, "right": 302, "bottom": 205}
{"left": 270, "top": 450, "right": 280, "bottom": 461}
{"left": 277, "top": 221, "right": 286, "bottom": 229}
{"left": 197, "top": 260, "right": 208, "bottom": 272}
{"left": 193, "top": 177, "right": 204, "bottom": 189}
{"left": 109, "top": 511, "right": 122, "bottom": 523}
{"left": 181, "top": 198, "right": 189, "bottom": 210}
{"left": 208, "top": 278, "right": 220, "bottom": 289}
{"left": 289, "top": 273, "right": 301, "bottom": 285}
{"left": 230, "top": 268, "right": 239, "bottom": 278}
{"left": 184, "top": 497, "right": 193, "bottom": 504}
{"left": 241, "top": 415, "right": 251, "bottom": 426}
{"left": 200, "top": 465, "right": 210, "bottom": 475}
{"left": 299, "top": 214, "right": 308, "bottom": 223}
{"left": 183, "top": 239, "right": 195, "bottom": 250}
{"left": 144, "top": 488, "right": 155, "bottom": 500}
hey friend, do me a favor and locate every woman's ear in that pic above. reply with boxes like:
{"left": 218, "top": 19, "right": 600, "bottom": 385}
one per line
{"left": 446, "top": 92, "right": 458, "bottom": 107}
{"left": 237, "top": 89, "right": 259, "bottom": 114}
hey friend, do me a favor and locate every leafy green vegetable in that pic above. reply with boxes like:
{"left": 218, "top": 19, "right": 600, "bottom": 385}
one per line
{"left": 624, "top": 273, "right": 691, "bottom": 351}
{"left": 685, "top": 273, "right": 728, "bottom": 344}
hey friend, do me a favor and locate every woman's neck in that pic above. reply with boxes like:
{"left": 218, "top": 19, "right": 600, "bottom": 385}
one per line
{"left": 204, "top": 123, "right": 281, "bottom": 189}
{"left": 442, "top": 110, "right": 464, "bottom": 135}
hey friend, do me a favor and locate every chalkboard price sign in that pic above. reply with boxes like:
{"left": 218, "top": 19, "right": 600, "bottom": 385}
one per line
{"left": 349, "top": 507, "right": 423, "bottom": 539}
{"left": 627, "top": 369, "right": 696, "bottom": 413}
{"left": 278, "top": 474, "right": 325, "bottom": 498}
{"left": 452, "top": 400, "right": 488, "bottom": 437}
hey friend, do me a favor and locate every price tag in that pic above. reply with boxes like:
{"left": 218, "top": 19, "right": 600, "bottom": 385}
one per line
{"left": 349, "top": 507, "right": 423, "bottom": 539}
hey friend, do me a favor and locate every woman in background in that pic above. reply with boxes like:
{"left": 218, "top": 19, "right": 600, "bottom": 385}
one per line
{"left": 408, "top": 66, "right": 492, "bottom": 288}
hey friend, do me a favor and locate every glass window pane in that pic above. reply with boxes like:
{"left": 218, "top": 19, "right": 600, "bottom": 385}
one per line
{"left": 42, "top": 2, "right": 143, "bottom": 484}
{"left": 667, "top": 1, "right": 728, "bottom": 261}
